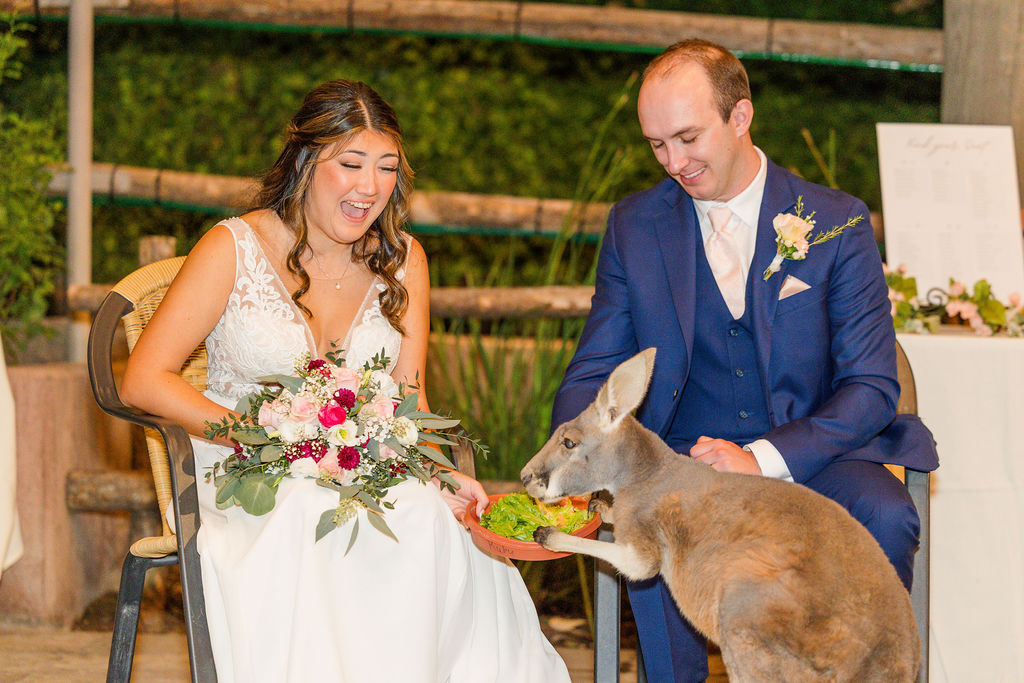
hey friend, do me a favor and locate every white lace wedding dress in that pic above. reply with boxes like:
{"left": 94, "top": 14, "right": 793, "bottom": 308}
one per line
{"left": 191, "top": 217, "right": 570, "bottom": 683}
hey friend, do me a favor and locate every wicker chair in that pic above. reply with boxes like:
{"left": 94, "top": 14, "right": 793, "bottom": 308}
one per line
{"left": 87, "top": 256, "right": 216, "bottom": 683}
{"left": 592, "top": 339, "right": 932, "bottom": 683}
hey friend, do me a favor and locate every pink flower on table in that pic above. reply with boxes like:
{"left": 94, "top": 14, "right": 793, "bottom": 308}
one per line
{"left": 318, "top": 403, "right": 347, "bottom": 429}
{"left": 969, "top": 316, "right": 994, "bottom": 336}
{"left": 1009, "top": 292, "right": 1021, "bottom": 309}
{"left": 362, "top": 393, "right": 396, "bottom": 419}
{"left": 289, "top": 394, "right": 320, "bottom": 424}
{"left": 948, "top": 281, "right": 966, "bottom": 297}
{"left": 330, "top": 366, "right": 362, "bottom": 395}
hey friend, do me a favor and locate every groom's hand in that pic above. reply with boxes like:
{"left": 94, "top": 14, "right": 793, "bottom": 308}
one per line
{"left": 436, "top": 470, "right": 489, "bottom": 523}
{"left": 691, "top": 436, "right": 762, "bottom": 475}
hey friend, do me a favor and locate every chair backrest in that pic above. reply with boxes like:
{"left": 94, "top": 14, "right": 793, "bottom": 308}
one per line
{"left": 895, "top": 339, "right": 917, "bottom": 416}
{"left": 110, "top": 256, "right": 208, "bottom": 544}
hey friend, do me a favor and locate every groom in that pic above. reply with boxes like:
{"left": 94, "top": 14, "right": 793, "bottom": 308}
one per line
{"left": 551, "top": 39, "right": 938, "bottom": 682}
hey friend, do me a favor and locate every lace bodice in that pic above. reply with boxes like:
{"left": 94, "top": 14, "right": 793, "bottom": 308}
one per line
{"left": 204, "top": 217, "right": 404, "bottom": 402}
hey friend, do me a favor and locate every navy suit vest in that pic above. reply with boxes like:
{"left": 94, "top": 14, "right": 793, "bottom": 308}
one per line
{"left": 665, "top": 235, "right": 771, "bottom": 453}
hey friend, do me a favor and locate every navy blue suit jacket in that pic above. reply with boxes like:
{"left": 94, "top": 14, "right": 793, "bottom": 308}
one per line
{"left": 552, "top": 160, "right": 938, "bottom": 483}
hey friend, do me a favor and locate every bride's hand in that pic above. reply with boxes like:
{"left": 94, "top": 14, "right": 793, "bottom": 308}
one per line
{"left": 435, "top": 470, "right": 489, "bottom": 523}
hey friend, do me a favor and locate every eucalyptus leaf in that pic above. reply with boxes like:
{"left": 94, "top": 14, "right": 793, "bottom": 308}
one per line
{"left": 394, "top": 392, "right": 418, "bottom": 417}
{"left": 232, "top": 427, "right": 271, "bottom": 446}
{"left": 365, "top": 439, "right": 380, "bottom": 460}
{"left": 344, "top": 519, "right": 360, "bottom": 555}
{"left": 234, "top": 394, "right": 254, "bottom": 414}
{"left": 315, "top": 508, "right": 338, "bottom": 542}
{"left": 236, "top": 475, "right": 277, "bottom": 516}
{"left": 355, "top": 491, "right": 384, "bottom": 513}
{"left": 260, "top": 444, "right": 284, "bottom": 463}
{"left": 383, "top": 436, "right": 406, "bottom": 454}
{"left": 435, "top": 469, "right": 459, "bottom": 489}
{"left": 416, "top": 418, "right": 461, "bottom": 430}
{"left": 366, "top": 511, "right": 398, "bottom": 542}
{"left": 215, "top": 477, "right": 240, "bottom": 505}
{"left": 401, "top": 410, "right": 437, "bottom": 420}
{"left": 255, "top": 374, "right": 305, "bottom": 394}
{"left": 417, "top": 432, "right": 456, "bottom": 446}
{"left": 420, "top": 448, "right": 456, "bottom": 470}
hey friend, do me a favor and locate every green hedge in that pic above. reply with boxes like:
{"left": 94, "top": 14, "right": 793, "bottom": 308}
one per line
{"left": 4, "top": 20, "right": 939, "bottom": 284}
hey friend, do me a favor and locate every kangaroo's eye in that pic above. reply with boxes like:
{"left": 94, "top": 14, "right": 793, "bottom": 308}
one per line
{"left": 562, "top": 437, "right": 577, "bottom": 450}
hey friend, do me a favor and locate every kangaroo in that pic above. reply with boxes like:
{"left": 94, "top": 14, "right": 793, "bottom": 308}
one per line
{"left": 521, "top": 348, "right": 919, "bottom": 682}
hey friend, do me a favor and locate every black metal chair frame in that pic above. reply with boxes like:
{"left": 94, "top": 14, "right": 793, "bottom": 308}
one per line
{"left": 88, "top": 288, "right": 217, "bottom": 683}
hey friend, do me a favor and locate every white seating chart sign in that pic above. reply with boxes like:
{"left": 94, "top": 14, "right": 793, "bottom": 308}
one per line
{"left": 877, "top": 122, "right": 1024, "bottom": 299}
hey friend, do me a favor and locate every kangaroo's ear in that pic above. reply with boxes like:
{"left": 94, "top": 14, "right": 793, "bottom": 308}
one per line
{"left": 595, "top": 348, "right": 656, "bottom": 432}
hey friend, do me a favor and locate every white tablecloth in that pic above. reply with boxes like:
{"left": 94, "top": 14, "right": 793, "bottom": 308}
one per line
{"left": 0, "top": 335, "right": 23, "bottom": 579}
{"left": 897, "top": 333, "right": 1024, "bottom": 681}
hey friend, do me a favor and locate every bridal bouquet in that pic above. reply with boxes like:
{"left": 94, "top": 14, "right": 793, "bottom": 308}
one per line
{"left": 204, "top": 349, "right": 485, "bottom": 548}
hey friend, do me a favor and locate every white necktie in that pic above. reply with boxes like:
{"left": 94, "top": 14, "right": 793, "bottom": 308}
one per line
{"left": 705, "top": 206, "right": 745, "bottom": 319}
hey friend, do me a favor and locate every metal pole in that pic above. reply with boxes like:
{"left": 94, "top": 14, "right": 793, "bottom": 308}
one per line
{"left": 67, "top": 0, "right": 94, "bottom": 362}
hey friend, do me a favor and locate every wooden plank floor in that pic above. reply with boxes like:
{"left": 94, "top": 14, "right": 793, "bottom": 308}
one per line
{"left": 0, "top": 626, "right": 726, "bottom": 682}
{"left": 0, "top": 627, "right": 636, "bottom": 683}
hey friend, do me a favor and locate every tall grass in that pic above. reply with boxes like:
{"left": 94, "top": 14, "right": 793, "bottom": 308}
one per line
{"left": 425, "top": 75, "right": 640, "bottom": 639}
{"left": 427, "top": 74, "right": 640, "bottom": 482}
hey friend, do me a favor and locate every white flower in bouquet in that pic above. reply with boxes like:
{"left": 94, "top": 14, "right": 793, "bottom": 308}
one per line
{"left": 370, "top": 369, "right": 399, "bottom": 398}
{"left": 325, "top": 420, "right": 360, "bottom": 447}
{"left": 289, "top": 457, "right": 320, "bottom": 477}
{"left": 278, "top": 417, "right": 319, "bottom": 443}
{"left": 392, "top": 416, "right": 419, "bottom": 447}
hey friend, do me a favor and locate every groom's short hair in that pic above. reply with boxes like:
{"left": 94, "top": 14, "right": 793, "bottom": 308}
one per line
{"left": 643, "top": 38, "right": 752, "bottom": 123}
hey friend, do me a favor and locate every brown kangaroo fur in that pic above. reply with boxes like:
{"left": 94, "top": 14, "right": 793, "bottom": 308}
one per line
{"left": 522, "top": 348, "right": 919, "bottom": 683}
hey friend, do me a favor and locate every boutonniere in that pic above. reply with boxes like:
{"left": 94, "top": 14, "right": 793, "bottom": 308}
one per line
{"left": 762, "top": 196, "right": 864, "bottom": 281}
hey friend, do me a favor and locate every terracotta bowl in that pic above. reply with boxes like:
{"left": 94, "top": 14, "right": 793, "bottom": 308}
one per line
{"left": 464, "top": 493, "right": 602, "bottom": 561}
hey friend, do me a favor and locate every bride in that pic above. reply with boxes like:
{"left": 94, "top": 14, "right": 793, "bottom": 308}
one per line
{"left": 121, "top": 79, "right": 570, "bottom": 683}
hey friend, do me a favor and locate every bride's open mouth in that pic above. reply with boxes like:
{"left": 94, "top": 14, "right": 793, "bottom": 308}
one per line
{"left": 341, "top": 200, "right": 372, "bottom": 220}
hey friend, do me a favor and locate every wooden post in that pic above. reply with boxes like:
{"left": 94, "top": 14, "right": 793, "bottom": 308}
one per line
{"left": 941, "top": 0, "right": 1024, "bottom": 205}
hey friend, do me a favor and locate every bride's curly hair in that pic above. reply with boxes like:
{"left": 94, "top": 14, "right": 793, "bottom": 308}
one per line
{"left": 252, "top": 79, "right": 414, "bottom": 333}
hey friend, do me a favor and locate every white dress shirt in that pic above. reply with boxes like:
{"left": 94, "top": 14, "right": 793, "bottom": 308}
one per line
{"left": 690, "top": 148, "right": 793, "bottom": 482}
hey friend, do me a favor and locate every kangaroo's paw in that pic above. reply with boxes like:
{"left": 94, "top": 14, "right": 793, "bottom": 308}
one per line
{"left": 588, "top": 497, "right": 613, "bottom": 524}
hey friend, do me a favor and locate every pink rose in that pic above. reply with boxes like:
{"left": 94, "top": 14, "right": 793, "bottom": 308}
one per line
{"left": 363, "top": 393, "right": 395, "bottom": 419}
{"left": 318, "top": 448, "right": 341, "bottom": 476}
{"left": 330, "top": 366, "right": 362, "bottom": 394}
{"left": 378, "top": 444, "right": 399, "bottom": 460}
{"left": 1009, "top": 292, "right": 1021, "bottom": 308}
{"left": 318, "top": 403, "right": 347, "bottom": 429}
{"left": 258, "top": 401, "right": 281, "bottom": 430}
{"left": 289, "top": 394, "right": 319, "bottom": 424}
{"left": 948, "top": 281, "right": 966, "bottom": 297}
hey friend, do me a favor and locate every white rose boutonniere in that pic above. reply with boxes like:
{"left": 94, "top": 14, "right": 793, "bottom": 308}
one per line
{"left": 762, "top": 196, "right": 864, "bottom": 280}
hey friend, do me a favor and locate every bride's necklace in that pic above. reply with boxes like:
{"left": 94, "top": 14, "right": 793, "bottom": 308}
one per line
{"left": 309, "top": 249, "right": 352, "bottom": 291}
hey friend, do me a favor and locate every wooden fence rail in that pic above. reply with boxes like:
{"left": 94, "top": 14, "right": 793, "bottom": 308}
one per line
{"left": 2, "top": 0, "right": 943, "bottom": 68}
{"left": 50, "top": 162, "right": 886, "bottom": 243}
{"left": 47, "top": 162, "right": 612, "bottom": 237}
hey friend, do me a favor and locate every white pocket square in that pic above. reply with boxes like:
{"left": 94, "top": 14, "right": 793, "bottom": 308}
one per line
{"left": 779, "top": 275, "right": 811, "bottom": 300}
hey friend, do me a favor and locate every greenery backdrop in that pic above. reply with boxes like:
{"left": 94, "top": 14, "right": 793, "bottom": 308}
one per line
{"left": 2, "top": 13, "right": 940, "bottom": 285}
